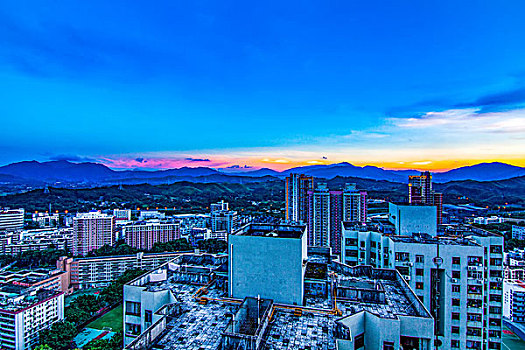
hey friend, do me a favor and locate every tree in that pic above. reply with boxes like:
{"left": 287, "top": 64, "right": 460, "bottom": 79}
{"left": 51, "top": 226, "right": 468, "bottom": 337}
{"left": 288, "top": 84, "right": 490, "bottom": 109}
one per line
{"left": 83, "top": 331, "right": 123, "bottom": 350}
{"left": 34, "top": 346, "right": 53, "bottom": 350}
{"left": 198, "top": 239, "right": 227, "bottom": 253}
{"left": 39, "top": 321, "right": 77, "bottom": 350}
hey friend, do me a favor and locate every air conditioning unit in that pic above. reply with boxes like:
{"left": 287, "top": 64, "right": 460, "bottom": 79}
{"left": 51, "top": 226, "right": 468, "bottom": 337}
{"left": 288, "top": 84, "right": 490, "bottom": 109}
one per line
{"left": 468, "top": 266, "right": 476, "bottom": 271}
{"left": 451, "top": 278, "right": 458, "bottom": 283}
{"left": 407, "top": 262, "right": 414, "bottom": 267}
{"left": 496, "top": 278, "right": 503, "bottom": 282}
{"left": 359, "top": 258, "right": 364, "bottom": 262}
{"left": 477, "top": 279, "right": 484, "bottom": 283}
{"left": 404, "top": 276, "right": 411, "bottom": 281}
{"left": 478, "top": 263, "right": 483, "bottom": 267}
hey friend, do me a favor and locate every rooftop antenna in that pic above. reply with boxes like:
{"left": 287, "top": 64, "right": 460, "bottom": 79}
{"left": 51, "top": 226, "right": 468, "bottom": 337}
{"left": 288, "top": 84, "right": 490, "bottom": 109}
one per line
{"left": 44, "top": 184, "right": 50, "bottom": 194}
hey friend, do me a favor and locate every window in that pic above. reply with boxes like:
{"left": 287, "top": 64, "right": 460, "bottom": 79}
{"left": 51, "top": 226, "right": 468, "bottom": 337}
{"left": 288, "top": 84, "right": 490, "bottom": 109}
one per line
{"left": 452, "top": 326, "right": 460, "bottom": 334}
{"left": 467, "top": 299, "right": 482, "bottom": 308}
{"left": 383, "top": 341, "right": 395, "bottom": 350}
{"left": 416, "top": 282, "right": 424, "bottom": 290}
{"left": 417, "top": 295, "right": 424, "bottom": 303}
{"left": 490, "top": 258, "right": 502, "bottom": 267}
{"left": 452, "top": 298, "right": 461, "bottom": 306}
{"left": 125, "top": 323, "right": 141, "bottom": 336}
{"left": 467, "top": 285, "right": 482, "bottom": 294}
{"left": 490, "top": 245, "right": 502, "bottom": 254}
{"left": 467, "top": 313, "right": 482, "bottom": 322}
{"left": 360, "top": 241, "right": 365, "bottom": 248}
{"left": 489, "top": 330, "right": 501, "bottom": 338}
{"left": 371, "top": 241, "right": 377, "bottom": 248}
{"left": 360, "top": 252, "right": 365, "bottom": 259}
{"left": 415, "top": 255, "right": 424, "bottom": 263}
{"left": 489, "top": 306, "right": 502, "bottom": 314}
{"left": 345, "top": 238, "right": 357, "bottom": 246}
{"left": 452, "top": 270, "right": 461, "bottom": 279}
{"left": 452, "top": 312, "right": 460, "bottom": 320}
{"left": 467, "top": 256, "right": 482, "bottom": 266}
{"left": 489, "top": 318, "right": 501, "bottom": 327}
{"left": 452, "top": 257, "right": 461, "bottom": 265}
{"left": 467, "top": 327, "right": 482, "bottom": 337}
{"left": 490, "top": 270, "right": 502, "bottom": 278}
{"left": 354, "top": 333, "right": 364, "bottom": 349}
{"left": 145, "top": 310, "right": 152, "bottom": 323}
{"left": 346, "top": 249, "right": 358, "bottom": 257}
{"left": 451, "top": 340, "right": 460, "bottom": 348}
{"left": 452, "top": 285, "right": 460, "bottom": 293}
{"left": 416, "top": 269, "right": 424, "bottom": 276}
{"left": 125, "top": 301, "right": 141, "bottom": 316}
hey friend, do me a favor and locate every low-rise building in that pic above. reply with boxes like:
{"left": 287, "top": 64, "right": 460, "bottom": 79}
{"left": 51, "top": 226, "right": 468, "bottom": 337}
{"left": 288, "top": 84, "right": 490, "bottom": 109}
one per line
{"left": 56, "top": 252, "right": 191, "bottom": 289}
{"left": 31, "top": 212, "right": 59, "bottom": 228}
{"left": 0, "top": 268, "right": 71, "bottom": 294}
{"left": 0, "top": 228, "right": 73, "bottom": 255}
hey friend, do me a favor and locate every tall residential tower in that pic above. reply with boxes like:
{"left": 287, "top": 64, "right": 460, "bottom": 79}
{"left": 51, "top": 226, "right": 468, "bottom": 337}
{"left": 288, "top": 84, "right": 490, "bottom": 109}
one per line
{"left": 285, "top": 174, "right": 313, "bottom": 223}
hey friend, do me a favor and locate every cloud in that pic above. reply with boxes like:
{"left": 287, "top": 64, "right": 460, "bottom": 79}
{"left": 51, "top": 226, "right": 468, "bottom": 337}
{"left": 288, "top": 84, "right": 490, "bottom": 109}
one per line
{"left": 185, "top": 157, "right": 211, "bottom": 162}
{"left": 456, "top": 87, "right": 525, "bottom": 111}
{"left": 390, "top": 107, "right": 525, "bottom": 134}
{"left": 49, "top": 154, "right": 96, "bottom": 162}
{"left": 224, "top": 165, "right": 253, "bottom": 169}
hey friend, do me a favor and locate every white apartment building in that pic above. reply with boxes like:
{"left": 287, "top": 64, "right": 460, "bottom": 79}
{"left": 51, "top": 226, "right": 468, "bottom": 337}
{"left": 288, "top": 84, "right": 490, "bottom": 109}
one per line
{"left": 113, "top": 209, "right": 132, "bottom": 221}
{"left": 0, "top": 285, "right": 64, "bottom": 350}
{"left": 341, "top": 221, "right": 504, "bottom": 350}
{"left": 503, "top": 280, "right": 525, "bottom": 323}
{"left": 0, "top": 209, "right": 24, "bottom": 232}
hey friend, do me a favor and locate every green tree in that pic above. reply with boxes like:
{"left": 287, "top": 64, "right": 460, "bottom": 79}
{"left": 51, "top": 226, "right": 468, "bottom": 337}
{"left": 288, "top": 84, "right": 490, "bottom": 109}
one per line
{"left": 39, "top": 320, "right": 77, "bottom": 350}
{"left": 33, "top": 345, "right": 53, "bottom": 350}
{"left": 198, "top": 239, "right": 227, "bottom": 253}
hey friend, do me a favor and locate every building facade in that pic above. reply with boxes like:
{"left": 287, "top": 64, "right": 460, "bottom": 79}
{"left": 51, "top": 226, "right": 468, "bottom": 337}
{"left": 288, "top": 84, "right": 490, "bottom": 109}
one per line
{"left": 0, "top": 209, "right": 24, "bottom": 232}
{"left": 285, "top": 173, "right": 313, "bottom": 223}
{"left": 341, "top": 221, "right": 504, "bottom": 350}
{"left": 0, "top": 285, "right": 64, "bottom": 350}
{"left": 56, "top": 252, "right": 187, "bottom": 289}
{"left": 503, "top": 280, "right": 525, "bottom": 323}
{"left": 228, "top": 224, "right": 307, "bottom": 305}
{"left": 408, "top": 172, "right": 443, "bottom": 225}
{"left": 307, "top": 183, "right": 367, "bottom": 255}
{"left": 124, "top": 222, "right": 181, "bottom": 250}
{"left": 72, "top": 212, "right": 115, "bottom": 256}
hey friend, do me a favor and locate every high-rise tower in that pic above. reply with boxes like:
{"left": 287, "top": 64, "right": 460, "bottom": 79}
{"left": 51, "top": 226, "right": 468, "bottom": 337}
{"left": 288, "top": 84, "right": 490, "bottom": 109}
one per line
{"left": 285, "top": 174, "right": 313, "bottom": 223}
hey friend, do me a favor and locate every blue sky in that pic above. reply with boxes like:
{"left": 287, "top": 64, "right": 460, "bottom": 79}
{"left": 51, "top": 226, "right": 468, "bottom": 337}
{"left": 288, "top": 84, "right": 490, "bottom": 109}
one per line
{"left": 0, "top": 1, "right": 524, "bottom": 170}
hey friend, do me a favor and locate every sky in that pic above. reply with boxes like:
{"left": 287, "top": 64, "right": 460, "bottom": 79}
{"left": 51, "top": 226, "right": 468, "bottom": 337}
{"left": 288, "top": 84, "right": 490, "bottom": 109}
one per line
{"left": 0, "top": 1, "right": 524, "bottom": 171}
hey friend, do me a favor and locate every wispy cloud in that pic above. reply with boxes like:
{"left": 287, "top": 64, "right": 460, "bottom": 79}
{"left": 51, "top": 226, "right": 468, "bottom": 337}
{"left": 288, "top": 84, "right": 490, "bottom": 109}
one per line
{"left": 185, "top": 157, "right": 210, "bottom": 162}
{"left": 49, "top": 154, "right": 97, "bottom": 162}
{"left": 389, "top": 107, "right": 525, "bottom": 134}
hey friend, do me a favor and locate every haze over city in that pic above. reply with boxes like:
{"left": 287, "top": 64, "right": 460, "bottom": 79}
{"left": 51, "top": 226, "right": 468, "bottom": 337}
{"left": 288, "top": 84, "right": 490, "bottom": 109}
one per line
{"left": 1, "top": 1, "right": 524, "bottom": 171}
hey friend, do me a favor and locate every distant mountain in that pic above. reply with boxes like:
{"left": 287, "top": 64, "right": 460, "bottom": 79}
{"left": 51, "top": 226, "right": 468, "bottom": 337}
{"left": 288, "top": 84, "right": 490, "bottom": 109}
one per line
{"left": 283, "top": 162, "right": 418, "bottom": 182}
{"left": 0, "top": 160, "right": 114, "bottom": 182}
{"left": 226, "top": 168, "right": 282, "bottom": 177}
{"left": 432, "top": 162, "right": 525, "bottom": 182}
{"left": 0, "top": 160, "right": 522, "bottom": 187}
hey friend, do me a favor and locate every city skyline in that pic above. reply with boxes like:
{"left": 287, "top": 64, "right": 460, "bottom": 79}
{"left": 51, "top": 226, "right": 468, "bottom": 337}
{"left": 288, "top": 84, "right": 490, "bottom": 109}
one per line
{"left": 1, "top": 2, "right": 524, "bottom": 171}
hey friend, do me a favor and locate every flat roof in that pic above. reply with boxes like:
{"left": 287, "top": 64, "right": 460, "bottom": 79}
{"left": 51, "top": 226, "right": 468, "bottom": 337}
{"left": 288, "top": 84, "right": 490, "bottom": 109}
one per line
{"left": 125, "top": 252, "right": 430, "bottom": 350}
{"left": 233, "top": 223, "right": 305, "bottom": 239}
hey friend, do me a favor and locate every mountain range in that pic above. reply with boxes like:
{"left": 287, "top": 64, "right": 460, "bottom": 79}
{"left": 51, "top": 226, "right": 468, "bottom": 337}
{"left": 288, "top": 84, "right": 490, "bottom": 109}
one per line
{"left": 0, "top": 160, "right": 523, "bottom": 187}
